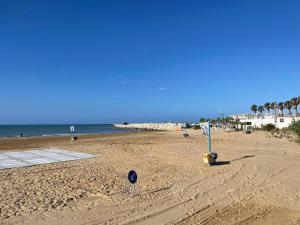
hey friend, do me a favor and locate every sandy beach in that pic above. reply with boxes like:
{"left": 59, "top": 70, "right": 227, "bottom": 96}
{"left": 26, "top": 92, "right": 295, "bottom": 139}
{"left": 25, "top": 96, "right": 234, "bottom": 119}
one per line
{"left": 0, "top": 130, "right": 300, "bottom": 225}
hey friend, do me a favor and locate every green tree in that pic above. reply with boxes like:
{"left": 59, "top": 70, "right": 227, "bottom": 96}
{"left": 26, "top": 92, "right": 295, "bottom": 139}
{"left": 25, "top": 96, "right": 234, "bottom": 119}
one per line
{"left": 251, "top": 104, "right": 258, "bottom": 114}
{"left": 264, "top": 102, "right": 271, "bottom": 113}
{"left": 270, "top": 102, "right": 276, "bottom": 114}
{"left": 289, "top": 120, "right": 300, "bottom": 141}
{"left": 298, "top": 96, "right": 300, "bottom": 115}
{"left": 258, "top": 105, "right": 264, "bottom": 114}
{"left": 285, "top": 101, "right": 292, "bottom": 115}
{"left": 199, "top": 118, "right": 206, "bottom": 123}
{"left": 278, "top": 102, "right": 284, "bottom": 115}
{"left": 291, "top": 98, "right": 298, "bottom": 115}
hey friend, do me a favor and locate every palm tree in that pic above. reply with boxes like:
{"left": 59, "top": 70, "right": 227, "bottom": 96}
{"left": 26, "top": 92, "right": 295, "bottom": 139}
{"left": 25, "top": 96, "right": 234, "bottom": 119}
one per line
{"left": 291, "top": 97, "right": 299, "bottom": 115}
{"left": 297, "top": 96, "right": 300, "bottom": 115}
{"left": 251, "top": 104, "right": 258, "bottom": 114}
{"left": 264, "top": 102, "right": 271, "bottom": 113}
{"left": 298, "top": 96, "right": 300, "bottom": 115}
{"left": 270, "top": 102, "right": 276, "bottom": 115}
{"left": 258, "top": 106, "right": 264, "bottom": 114}
{"left": 277, "top": 102, "right": 284, "bottom": 116}
{"left": 199, "top": 118, "right": 206, "bottom": 123}
{"left": 284, "top": 101, "right": 292, "bottom": 115}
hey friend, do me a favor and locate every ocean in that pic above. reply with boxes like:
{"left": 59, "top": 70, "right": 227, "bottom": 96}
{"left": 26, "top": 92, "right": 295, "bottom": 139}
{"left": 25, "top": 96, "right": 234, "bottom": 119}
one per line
{"left": 0, "top": 124, "right": 132, "bottom": 138}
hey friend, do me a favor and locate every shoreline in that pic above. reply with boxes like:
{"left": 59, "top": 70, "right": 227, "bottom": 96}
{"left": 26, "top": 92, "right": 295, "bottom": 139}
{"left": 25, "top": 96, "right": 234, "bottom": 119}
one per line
{"left": 0, "top": 129, "right": 139, "bottom": 140}
{"left": 0, "top": 124, "right": 136, "bottom": 139}
{"left": 0, "top": 130, "right": 147, "bottom": 151}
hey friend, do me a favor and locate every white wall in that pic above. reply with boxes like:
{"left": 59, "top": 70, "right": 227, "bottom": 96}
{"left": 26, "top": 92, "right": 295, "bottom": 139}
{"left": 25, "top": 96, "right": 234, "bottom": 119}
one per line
{"left": 240, "top": 116, "right": 299, "bottom": 129}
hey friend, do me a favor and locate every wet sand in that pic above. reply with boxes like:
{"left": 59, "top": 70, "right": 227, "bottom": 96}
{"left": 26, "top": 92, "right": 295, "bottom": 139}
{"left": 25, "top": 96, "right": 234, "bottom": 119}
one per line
{"left": 0, "top": 130, "right": 300, "bottom": 225}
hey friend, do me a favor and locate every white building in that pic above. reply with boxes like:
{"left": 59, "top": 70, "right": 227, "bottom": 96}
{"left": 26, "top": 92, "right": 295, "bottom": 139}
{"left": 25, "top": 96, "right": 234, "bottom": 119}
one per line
{"left": 230, "top": 113, "right": 300, "bottom": 129}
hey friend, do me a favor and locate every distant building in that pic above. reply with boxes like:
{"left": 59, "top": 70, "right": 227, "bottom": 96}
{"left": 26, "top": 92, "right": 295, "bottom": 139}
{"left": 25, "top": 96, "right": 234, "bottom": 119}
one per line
{"left": 230, "top": 113, "right": 300, "bottom": 129}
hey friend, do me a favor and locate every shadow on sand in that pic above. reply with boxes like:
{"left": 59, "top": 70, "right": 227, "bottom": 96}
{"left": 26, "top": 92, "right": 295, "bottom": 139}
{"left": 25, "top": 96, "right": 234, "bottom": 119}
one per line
{"left": 213, "top": 155, "right": 255, "bottom": 166}
{"left": 231, "top": 155, "right": 255, "bottom": 162}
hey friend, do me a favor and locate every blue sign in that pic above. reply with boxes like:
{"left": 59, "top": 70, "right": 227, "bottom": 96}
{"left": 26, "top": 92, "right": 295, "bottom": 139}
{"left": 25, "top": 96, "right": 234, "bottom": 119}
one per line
{"left": 128, "top": 170, "right": 137, "bottom": 184}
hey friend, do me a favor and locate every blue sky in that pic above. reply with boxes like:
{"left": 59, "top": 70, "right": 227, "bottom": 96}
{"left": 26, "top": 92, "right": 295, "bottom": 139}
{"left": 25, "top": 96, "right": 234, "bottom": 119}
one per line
{"left": 0, "top": 0, "right": 300, "bottom": 124}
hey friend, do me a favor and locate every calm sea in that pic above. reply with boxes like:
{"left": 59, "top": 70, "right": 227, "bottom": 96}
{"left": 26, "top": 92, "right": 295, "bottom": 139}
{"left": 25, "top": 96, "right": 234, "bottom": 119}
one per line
{"left": 0, "top": 124, "right": 132, "bottom": 138}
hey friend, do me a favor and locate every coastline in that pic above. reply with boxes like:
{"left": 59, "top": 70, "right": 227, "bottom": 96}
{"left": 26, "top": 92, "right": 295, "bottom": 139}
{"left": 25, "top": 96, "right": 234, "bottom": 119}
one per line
{"left": 0, "top": 124, "right": 137, "bottom": 139}
{"left": 0, "top": 130, "right": 144, "bottom": 151}
{"left": 0, "top": 130, "right": 138, "bottom": 139}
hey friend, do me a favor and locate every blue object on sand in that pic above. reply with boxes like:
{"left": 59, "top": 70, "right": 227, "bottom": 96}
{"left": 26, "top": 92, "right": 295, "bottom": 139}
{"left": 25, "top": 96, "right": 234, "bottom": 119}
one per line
{"left": 128, "top": 170, "right": 137, "bottom": 184}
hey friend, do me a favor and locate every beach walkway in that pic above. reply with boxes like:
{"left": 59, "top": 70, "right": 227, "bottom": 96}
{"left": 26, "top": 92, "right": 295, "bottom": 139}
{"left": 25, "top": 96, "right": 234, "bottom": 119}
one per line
{"left": 0, "top": 149, "right": 94, "bottom": 170}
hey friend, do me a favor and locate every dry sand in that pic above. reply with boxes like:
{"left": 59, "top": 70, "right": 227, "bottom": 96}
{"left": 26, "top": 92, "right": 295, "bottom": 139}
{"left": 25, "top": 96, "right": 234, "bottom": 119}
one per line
{"left": 0, "top": 130, "right": 300, "bottom": 225}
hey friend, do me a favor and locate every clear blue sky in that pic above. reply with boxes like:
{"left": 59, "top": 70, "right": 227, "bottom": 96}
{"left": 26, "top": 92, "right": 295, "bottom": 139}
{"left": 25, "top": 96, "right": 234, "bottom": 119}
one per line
{"left": 1, "top": 0, "right": 300, "bottom": 124}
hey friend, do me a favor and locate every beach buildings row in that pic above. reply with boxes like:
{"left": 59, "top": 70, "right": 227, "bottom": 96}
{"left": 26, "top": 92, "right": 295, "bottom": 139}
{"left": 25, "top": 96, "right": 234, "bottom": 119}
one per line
{"left": 230, "top": 113, "right": 300, "bottom": 129}
{"left": 113, "top": 114, "right": 299, "bottom": 131}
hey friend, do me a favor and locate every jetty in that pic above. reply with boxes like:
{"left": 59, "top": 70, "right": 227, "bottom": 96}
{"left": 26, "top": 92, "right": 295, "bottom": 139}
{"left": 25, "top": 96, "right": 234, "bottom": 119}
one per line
{"left": 113, "top": 123, "right": 183, "bottom": 131}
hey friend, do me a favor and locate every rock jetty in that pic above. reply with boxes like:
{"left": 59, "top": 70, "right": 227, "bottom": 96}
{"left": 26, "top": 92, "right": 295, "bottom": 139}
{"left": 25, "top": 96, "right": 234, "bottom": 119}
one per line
{"left": 113, "top": 123, "right": 183, "bottom": 131}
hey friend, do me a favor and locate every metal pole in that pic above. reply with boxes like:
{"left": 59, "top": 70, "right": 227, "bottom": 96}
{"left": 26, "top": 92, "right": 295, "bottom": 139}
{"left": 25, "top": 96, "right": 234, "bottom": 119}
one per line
{"left": 208, "top": 121, "right": 211, "bottom": 153}
{"left": 274, "top": 102, "right": 277, "bottom": 123}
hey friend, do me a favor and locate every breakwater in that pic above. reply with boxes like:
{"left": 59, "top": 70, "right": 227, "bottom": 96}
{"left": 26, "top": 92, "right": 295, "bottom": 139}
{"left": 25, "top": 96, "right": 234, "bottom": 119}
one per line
{"left": 113, "top": 123, "right": 183, "bottom": 131}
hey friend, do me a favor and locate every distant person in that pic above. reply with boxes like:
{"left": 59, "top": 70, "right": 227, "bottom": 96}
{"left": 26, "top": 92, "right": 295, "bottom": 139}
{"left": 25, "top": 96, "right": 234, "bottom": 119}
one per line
{"left": 20, "top": 133, "right": 23, "bottom": 137}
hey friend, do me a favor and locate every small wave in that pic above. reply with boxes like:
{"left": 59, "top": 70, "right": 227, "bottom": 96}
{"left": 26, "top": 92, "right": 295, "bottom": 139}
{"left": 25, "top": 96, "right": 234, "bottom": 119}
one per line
{"left": 41, "top": 133, "right": 70, "bottom": 137}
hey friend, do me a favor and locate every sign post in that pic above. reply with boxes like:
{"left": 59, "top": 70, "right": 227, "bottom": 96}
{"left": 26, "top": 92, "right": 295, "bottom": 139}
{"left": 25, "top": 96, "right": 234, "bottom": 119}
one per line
{"left": 128, "top": 170, "right": 139, "bottom": 197}
{"left": 202, "top": 120, "right": 217, "bottom": 166}
{"left": 208, "top": 121, "right": 211, "bottom": 154}
{"left": 70, "top": 125, "right": 77, "bottom": 141}
{"left": 70, "top": 125, "right": 75, "bottom": 133}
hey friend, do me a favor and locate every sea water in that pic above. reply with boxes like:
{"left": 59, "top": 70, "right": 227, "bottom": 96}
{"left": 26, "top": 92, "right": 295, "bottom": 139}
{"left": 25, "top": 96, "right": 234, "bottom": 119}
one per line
{"left": 0, "top": 124, "right": 131, "bottom": 138}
